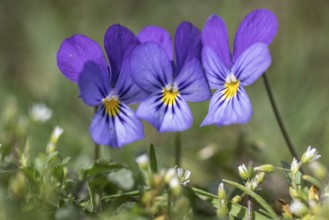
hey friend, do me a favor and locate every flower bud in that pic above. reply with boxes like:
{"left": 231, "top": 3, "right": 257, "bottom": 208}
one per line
{"left": 254, "top": 172, "right": 266, "bottom": 184}
{"left": 47, "top": 126, "right": 64, "bottom": 153}
{"left": 218, "top": 182, "right": 226, "bottom": 200}
{"left": 290, "top": 158, "right": 301, "bottom": 175}
{"left": 232, "top": 195, "right": 242, "bottom": 204}
{"left": 136, "top": 154, "right": 149, "bottom": 170}
{"left": 238, "top": 164, "right": 250, "bottom": 180}
{"left": 289, "top": 187, "right": 298, "bottom": 199}
{"left": 254, "top": 164, "right": 274, "bottom": 173}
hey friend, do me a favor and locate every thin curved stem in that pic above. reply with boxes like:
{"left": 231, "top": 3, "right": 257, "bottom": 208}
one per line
{"left": 262, "top": 73, "right": 299, "bottom": 161}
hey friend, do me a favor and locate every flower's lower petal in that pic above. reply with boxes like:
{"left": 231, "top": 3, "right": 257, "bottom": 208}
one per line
{"left": 138, "top": 26, "right": 173, "bottom": 60}
{"left": 201, "top": 86, "right": 252, "bottom": 127}
{"left": 202, "top": 14, "right": 232, "bottom": 68}
{"left": 232, "top": 43, "right": 271, "bottom": 86}
{"left": 175, "top": 58, "right": 211, "bottom": 102}
{"left": 130, "top": 42, "right": 173, "bottom": 93}
{"left": 115, "top": 59, "right": 150, "bottom": 104}
{"left": 202, "top": 46, "right": 229, "bottom": 89}
{"left": 90, "top": 103, "right": 144, "bottom": 148}
{"left": 233, "top": 9, "right": 278, "bottom": 61}
{"left": 137, "top": 94, "right": 192, "bottom": 132}
{"left": 78, "top": 61, "right": 111, "bottom": 106}
{"left": 57, "top": 34, "right": 107, "bottom": 83}
{"left": 104, "top": 24, "right": 139, "bottom": 85}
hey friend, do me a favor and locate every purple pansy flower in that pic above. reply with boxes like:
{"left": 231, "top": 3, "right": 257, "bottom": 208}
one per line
{"left": 57, "top": 24, "right": 146, "bottom": 148}
{"left": 201, "top": 9, "right": 278, "bottom": 127}
{"left": 129, "top": 22, "right": 211, "bottom": 132}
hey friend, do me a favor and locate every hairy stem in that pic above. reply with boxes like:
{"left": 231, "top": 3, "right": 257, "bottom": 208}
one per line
{"left": 247, "top": 195, "right": 252, "bottom": 220}
{"left": 262, "top": 73, "right": 300, "bottom": 161}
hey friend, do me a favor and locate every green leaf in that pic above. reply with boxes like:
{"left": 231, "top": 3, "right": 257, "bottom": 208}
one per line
{"left": 149, "top": 144, "right": 158, "bottom": 173}
{"left": 223, "top": 179, "right": 277, "bottom": 218}
{"left": 302, "top": 175, "right": 322, "bottom": 188}
{"left": 228, "top": 203, "right": 270, "bottom": 220}
{"left": 191, "top": 186, "right": 270, "bottom": 220}
{"left": 85, "top": 161, "right": 127, "bottom": 177}
{"left": 61, "top": 157, "right": 71, "bottom": 166}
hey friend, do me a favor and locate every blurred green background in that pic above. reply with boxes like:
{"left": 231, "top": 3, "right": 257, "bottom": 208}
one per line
{"left": 1, "top": 0, "right": 329, "bottom": 193}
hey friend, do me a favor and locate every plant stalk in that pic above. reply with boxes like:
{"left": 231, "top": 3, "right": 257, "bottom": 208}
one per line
{"left": 94, "top": 107, "right": 100, "bottom": 161}
{"left": 174, "top": 133, "right": 181, "bottom": 167}
{"left": 262, "top": 73, "right": 300, "bottom": 161}
{"left": 247, "top": 195, "right": 252, "bottom": 220}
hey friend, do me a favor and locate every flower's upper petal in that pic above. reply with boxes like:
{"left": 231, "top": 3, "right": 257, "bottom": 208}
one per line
{"left": 202, "top": 46, "right": 230, "bottom": 89}
{"left": 57, "top": 34, "right": 108, "bottom": 83}
{"left": 78, "top": 61, "right": 111, "bottom": 106}
{"left": 202, "top": 14, "right": 232, "bottom": 68}
{"left": 201, "top": 86, "right": 252, "bottom": 127}
{"left": 175, "top": 58, "right": 211, "bottom": 102}
{"left": 232, "top": 43, "right": 271, "bottom": 86}
{"left": 90, "top": 103, "right": 144, "bottom": 148}
{"left": 130, "top": 42, "right": 173, "bottom": 93}
{"left": 115, "top": 59, "right": 150, "bottom": 104}
{"left": 233, "top": 9, "right": 278, "bottom": 61}
{"left": 137, "top": 94, "right": 193, "bottom": 132}
{"left": 104, "top": 24, "right": 139, "bottom": 85}
{"left": 138, "top": 26, "right": 173, "bottom": 60}
{"left": 174, "top": 22, "right": 202, "bottom": 74}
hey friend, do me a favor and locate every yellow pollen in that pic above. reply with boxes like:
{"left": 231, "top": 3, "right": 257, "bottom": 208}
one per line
{"left": 162, "top": 89, "right": 179, "bottom": 106}
{"left": 103, "top": 98, "right": 120, "bottom": 117}
{"left": 223, "top": 80, "right": 240, "bottom": 99}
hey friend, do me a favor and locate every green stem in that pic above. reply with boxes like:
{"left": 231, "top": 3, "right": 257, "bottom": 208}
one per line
{"left": 223, "top": 179, "right": 277, "bottom": 218}
{"left": 174, "top": 133, "right": 181, "bottom": 167}
{"left": 262, "top": 74, "right": 299, "bottom": 161}
{"left": 94, "top": 107, "right": 100, "bottom": 161}
{"left": 167, "top": 190, "right": 172, "bottom": 219}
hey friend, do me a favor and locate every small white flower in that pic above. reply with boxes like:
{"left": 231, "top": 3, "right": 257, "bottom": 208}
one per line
{"left": 30, "top": 103, "right": 52, "bottom": 122}
{"left": 176, "top": 167, "right": 191, "bottom": 186}
{"left": 136, "top": 154, "right": 149, "bottom": 170}
{"left": 290, "top": 158, "right": 301, "bottom": 175}
{"left": 169, "top": 177, "right": 180, "bottom": 188}
{"left": 301, "top": 146, "right": 321, "bottom": 164}
{"left": 169, "top": 177, "right": 181, "bottom": 195}
{"left": 164, "top": 168, "right": 176, "bottom": 183}
{"left": 238, "top": 164, "right": 250, "bottom": 180}
{"left": 290, "top": 200, "right": 308, "bottom": 216}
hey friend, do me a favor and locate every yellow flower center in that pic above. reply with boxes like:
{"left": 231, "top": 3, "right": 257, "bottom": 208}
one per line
{"left": 162, "top": 87, "right": 179, "bottom": 106}
{"left": 103, "top": 98, "right": 120, "bottom": 117}
{"left": 223, "top": 74, "right": 240, "bottom": 99}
